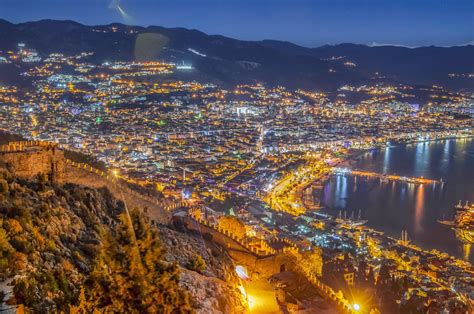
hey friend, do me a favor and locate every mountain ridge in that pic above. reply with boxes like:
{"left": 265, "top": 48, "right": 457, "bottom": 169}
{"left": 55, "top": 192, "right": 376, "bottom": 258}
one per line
{"left": 0, "top": 19, "right": 473, "bottom": 91}
{"left": 2, "top": 18, "right": 472, "bottom": 50}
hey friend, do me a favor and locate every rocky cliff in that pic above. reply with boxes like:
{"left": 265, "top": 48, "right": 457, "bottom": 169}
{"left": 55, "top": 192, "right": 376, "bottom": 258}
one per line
{"left": 0, "top": 161, "right": 244, "bottom": 312}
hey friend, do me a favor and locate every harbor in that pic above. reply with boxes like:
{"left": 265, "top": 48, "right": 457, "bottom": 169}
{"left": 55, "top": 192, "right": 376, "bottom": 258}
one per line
{"left": 321, "top": 138, "right": 474, "bottom": 262}
{"left": 332, "top": 167, "right": 440, "bottom": 185}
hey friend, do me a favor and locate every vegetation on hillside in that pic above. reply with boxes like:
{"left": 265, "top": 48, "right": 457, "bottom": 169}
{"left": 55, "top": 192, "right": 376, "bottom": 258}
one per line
{"left": 0, "top": 166, "right": 191, "bottom": 312}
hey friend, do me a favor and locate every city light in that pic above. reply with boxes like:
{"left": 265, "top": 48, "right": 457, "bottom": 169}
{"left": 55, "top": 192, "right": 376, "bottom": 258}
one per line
{"left": 235, "top": 265, "right": 250, "bottom": 281}
{"left": 353, "top": 303, "right": 361, "bottom": 311}
{"left": 0, "top": 13, "right": 472, "bottom": 314}
{"left": 247, "top": 295, "right": 256, "bottom": 310}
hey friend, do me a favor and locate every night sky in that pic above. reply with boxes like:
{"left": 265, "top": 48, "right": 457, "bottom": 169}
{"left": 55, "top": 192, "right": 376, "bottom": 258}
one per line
{"left": 1, "top": 0, "right": 472, "bottom": 47}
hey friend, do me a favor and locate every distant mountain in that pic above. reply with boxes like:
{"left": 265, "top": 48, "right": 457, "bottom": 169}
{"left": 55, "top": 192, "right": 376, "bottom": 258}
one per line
{"left": 310, "top": 43, "right": 474, "bottom": 91}
{"left": 0, "top": 19, "right": 473, "bottom": 91}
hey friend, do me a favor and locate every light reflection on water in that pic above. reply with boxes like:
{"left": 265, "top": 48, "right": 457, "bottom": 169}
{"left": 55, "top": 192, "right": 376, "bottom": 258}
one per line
{"left": 320, "top": 138, "right": 474, "bottom": 262}
{"left": 414, "top": 184, "right": 424, "bottom": 235}
{"left": 383, "top": 146, "right": 390, "bottom": 174}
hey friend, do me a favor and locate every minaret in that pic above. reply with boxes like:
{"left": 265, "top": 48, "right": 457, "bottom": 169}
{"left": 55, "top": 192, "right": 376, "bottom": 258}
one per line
{"left": 400, "top": 230, "right": 409, "bottom": 245}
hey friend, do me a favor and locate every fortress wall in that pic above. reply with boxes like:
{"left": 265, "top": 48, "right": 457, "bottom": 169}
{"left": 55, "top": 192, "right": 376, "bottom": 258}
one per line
{"left": 183, "top": 217, "right": 251, "bottom": 253}
{"left": 63, "top": 165, "right": 170, "bottom": 223}
{"left": 228, "top": 250, "right": 294, "bottom": 279}
{"left": 0, "top": 147, "right": 65, "bottom": 181}
{"left": 182, "top": 216, "right": 292, "bottom": 279}
{"left": 0, "top": 143, "right": 170, "bottom": 223}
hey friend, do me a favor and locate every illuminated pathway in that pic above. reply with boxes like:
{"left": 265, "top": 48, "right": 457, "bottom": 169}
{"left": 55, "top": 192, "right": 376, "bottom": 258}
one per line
{"left": 264, "top": 159, "right": 330, "bottom": 216}
{"left": 245, "top": 279, "right": 280, "bottom": 314}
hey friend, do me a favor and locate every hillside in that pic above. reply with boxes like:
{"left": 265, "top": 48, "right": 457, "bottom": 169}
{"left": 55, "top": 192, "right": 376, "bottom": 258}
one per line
{"left": 0, "top": 165, "right": 243, "bottom": 312}
{"left": 0, "top": 19, "right": 473, "bottom": 91}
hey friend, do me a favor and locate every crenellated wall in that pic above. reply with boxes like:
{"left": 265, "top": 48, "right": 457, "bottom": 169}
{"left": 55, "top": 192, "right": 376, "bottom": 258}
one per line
{"left": 0, "top": 141, "right": 171, "bottom": 222}
{"left": 182, "top": 215, "right": 295, "bottom": 279}
{"left": 187, "top": 209, "right": 277, "bottom": 256}
{"left": 0, "top": 141, "right": 65, "bottom": 182}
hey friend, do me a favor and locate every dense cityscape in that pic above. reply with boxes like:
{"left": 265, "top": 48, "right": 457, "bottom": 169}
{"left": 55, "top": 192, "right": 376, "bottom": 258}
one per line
{"left": 1, "top": 42, "right": 472, "bottom": 181}
{"left": 0, "top": 1, "right": 473, "bottom": 312}
{"left": 0, "top": 37, "right": 472, "bottom": 313}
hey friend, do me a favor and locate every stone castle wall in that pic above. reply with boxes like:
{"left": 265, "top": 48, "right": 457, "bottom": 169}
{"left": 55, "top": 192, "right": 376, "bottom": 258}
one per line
{"left": 182, "top": 216, "right": 294, "bottom": 279}
{"left": 0, "top": 141, "right": 170, "bottom": 223}
{"left": 0, "top": 142, "right": 65, "bottom": 181}
{"left": 64, "top": 165, "right": 170, "bottom": 223}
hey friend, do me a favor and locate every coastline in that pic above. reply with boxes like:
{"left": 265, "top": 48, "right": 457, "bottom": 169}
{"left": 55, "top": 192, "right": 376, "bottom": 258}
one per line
{"left": 315, "top": 134, "right": 474, "bottom": 190}
{"left": 311, "top": 136, "right": 473, "bottom": 263}
{"left": 311, "top": 135, "right": 474, "bottom": 207}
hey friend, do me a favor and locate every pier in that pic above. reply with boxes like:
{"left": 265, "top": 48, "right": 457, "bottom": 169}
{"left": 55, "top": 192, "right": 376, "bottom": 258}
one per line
{"left": 332, "top": 167, "right": 439, "bottom": 184}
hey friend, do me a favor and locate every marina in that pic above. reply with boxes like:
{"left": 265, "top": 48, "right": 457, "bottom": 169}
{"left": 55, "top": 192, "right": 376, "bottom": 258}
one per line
{"left": 439, "top": 201, "right": 474, "bottom": 245}
{"left": 321, "top": 138, "right": 474, "bottom": 262}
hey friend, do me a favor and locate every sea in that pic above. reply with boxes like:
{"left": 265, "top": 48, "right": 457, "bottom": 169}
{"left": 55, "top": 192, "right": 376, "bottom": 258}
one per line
{"left": 320, "top": 138, "right": 474, "bottom": 263}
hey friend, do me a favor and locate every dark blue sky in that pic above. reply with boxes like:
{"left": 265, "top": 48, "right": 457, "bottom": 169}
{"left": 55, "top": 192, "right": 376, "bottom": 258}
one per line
{"left": 1, "top": 0, "right": 472, "bottom": 47}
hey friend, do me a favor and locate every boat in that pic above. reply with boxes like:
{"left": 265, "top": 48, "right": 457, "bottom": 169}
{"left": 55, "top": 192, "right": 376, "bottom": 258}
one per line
{"left": 335, "top": 209, "right": 368, "bottom": 227}
{"left": 386, "top": 140, "right": 398, "bottom": 148}
{"left": 438, "top": 220, "right": 456, "bottom": 227}
{"left": 439, "top": 201, "right": 474, "bottom": 244}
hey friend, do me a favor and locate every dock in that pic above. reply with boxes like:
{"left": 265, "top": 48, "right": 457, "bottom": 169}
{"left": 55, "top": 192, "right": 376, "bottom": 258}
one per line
{"left": 332, "top": 167, "right": 439, "bottom": 184}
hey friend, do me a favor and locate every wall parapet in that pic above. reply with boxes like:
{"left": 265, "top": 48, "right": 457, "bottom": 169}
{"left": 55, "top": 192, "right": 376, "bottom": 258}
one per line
{"left": 65, "top": 158, "right": 166, "bottom": 208}
{"left": 0, "top": 141, "right": 65, "bottom": 182}
{"left": 0, "top": 141, "right": 58, "bottom": 153}
{"left": 301, "top": 268, "right": 356, "bottom": 313}
{"left": 187, "top": 212, "right": 276, "bottom": 257}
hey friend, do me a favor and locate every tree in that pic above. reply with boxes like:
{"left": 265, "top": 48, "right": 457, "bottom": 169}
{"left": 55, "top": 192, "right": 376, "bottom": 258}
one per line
{"left": 84, "top": 209, "right": 191, "bottom": 313}
{"left": 69, "top": 287, "right": 91, "bottom": 314}
{"left": 299, "top": 247, "right": 323, "bottom": 277}
{"left": 357, "top": 260, "right": 368, "bottom": 285}
{"left": 378, "top": 263, "right": 390, "bottom": 286}
{"left": 367, "top": 267, "right": 375, "bottom": 287}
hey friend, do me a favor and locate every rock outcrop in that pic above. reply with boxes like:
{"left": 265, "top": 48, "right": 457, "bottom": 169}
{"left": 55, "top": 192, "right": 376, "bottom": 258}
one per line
{"left": 0, "top": 157, "right": 245, "bottom": 312}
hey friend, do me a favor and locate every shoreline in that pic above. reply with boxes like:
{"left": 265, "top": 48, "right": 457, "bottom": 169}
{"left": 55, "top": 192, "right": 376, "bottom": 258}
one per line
{"left": 310, "top": 136, "right": 473, "bottom": 262}
{"left": 314, "top": 134, "right": 474, "bottom": 190}
{"left": 311, "top": 135, "right": 474, "bottom": 209}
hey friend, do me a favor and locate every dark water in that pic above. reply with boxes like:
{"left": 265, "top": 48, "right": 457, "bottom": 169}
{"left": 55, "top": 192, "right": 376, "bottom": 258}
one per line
{"left": 321, "top": 138, "right": 474, "bottom": 262}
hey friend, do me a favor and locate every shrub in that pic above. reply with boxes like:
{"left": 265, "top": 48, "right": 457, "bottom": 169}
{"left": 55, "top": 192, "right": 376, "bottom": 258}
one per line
{"left": 187, "top": 254, "right": 206, "bottom": 273}
{"left": 0, "top": 179, "right": 8, "bottom": 194}
{"left": 0, "top": 228, "right": 13, "bottom": 253}
{"left": 10, "top": 236, "right": 33, "bottom": 254}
